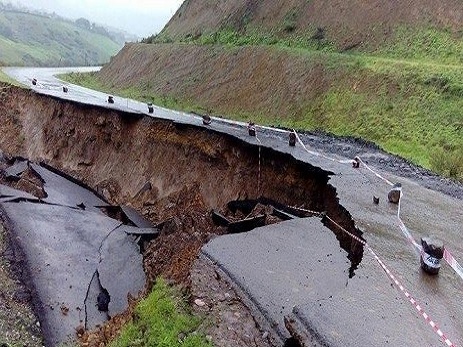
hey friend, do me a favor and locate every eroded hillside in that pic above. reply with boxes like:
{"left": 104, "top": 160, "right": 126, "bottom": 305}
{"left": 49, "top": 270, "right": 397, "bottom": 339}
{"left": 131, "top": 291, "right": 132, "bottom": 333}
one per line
{"left": 162, "top": 0, "right": 463, "bottom": 50}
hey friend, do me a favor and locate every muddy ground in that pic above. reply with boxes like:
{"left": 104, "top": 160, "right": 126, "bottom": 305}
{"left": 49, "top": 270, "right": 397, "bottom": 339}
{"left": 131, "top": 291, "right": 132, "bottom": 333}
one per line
{"left": 0, "top": 83, "right": 463, "bottom": 346}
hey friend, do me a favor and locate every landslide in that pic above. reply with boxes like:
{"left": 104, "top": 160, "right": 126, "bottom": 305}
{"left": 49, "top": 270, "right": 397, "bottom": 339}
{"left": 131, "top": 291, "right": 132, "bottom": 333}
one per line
{"left": 0, "top": 82, "right": 361, "bottom": 281}
{"left": 0, "top": 83, "right": 363, "bottom": 345}
{"left": 163, "top": 0, "right": 463, "bottom": 50}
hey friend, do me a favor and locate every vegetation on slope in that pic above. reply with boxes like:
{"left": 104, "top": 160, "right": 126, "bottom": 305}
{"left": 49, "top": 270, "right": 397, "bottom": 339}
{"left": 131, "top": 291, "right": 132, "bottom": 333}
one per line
{"left": 109, "top": 279, "right": 211, "bottom": 347}
{"left": 64, "top": 0, "right": 463, "bottom": 180}
{"left": 0, "top": 5, "right": 124, "bottom": 66}
{"left": 63, "top": 39, "right": 463, "bottom": 180}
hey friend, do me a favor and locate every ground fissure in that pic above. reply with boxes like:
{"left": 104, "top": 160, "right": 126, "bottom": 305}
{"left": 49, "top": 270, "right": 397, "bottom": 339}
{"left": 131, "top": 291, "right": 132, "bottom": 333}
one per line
{"left": 0, "top": 85, "right": 362, "bottom": 346}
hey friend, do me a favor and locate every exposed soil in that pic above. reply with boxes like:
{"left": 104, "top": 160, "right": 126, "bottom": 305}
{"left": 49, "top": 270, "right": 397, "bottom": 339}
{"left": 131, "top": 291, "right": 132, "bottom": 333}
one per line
{"left": 1, "top": 83, "right": 462, "bottom": 346}
{"left": 0, "top": 84, "right": 361, "bottom": 346}
{"left": 97, "top": 43, "right": 355, "bottom": 122}
{"left": 163, "top": 0, "right": 463, "bottom": 50}
{"left": 0, "top": 221, "right": 43, "bottom": 347}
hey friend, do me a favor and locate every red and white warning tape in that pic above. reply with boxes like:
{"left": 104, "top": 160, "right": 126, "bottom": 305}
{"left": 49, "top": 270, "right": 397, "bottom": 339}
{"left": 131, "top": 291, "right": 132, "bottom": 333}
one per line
{"left": 294, "top": 129, "right": 463, "bottom": 283}
{"left": 325, "top": 216, "right": 456, "bottom": 347}
{"left": 358, "top": 156, "right": 463, "bottom": 283}
{"left": 292, "top": 130, "right": 460, "bottom": 346}
{"left": 370, "top": 247, "right": 455, "bottom": 347}
{"left": 180, "top": 115, "right": 463, "bottom": 288}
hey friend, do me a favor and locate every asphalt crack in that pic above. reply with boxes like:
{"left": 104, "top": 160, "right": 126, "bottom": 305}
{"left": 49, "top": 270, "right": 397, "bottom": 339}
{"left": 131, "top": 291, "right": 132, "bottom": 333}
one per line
{"left": 83, "top": 223, "right": 122, "bottom": 329}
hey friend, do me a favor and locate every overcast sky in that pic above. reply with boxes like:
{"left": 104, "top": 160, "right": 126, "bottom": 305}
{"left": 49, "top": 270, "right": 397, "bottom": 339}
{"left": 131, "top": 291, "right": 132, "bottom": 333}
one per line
{"left": 13, "top": 0, "right": 184, "bottom": 38}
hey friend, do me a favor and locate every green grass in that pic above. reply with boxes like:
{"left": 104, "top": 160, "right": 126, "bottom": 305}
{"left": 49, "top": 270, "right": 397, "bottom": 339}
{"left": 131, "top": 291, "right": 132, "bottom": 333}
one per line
{"left": 60, "top": 71, "right": 206, "bottom": 113}
{"left": 109, "top": 279, "right": 212, "bottom": 347}
{"left": 150, "top": 27, "right": 335, "bottom": 52}
{"left": 0, "top": 10, "right": 121, "bottom": 66}
{"left": 374, "top": 26, "right": 463, "bottom": 65}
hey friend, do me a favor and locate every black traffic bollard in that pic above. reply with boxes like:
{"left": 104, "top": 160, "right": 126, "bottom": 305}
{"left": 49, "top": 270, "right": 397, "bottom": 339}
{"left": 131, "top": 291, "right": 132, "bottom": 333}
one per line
{"left": 62, "top": 86, "right": 68, "bottom": 93}
{"left": 202, "top": 115, "right": 212, "bottom": 125}
{"left": 248, "top": 122, "right": 256, "bottom": 136}
{"left": 420, "top": 236, "right": 444, "bottom": 275}
{"left": 289, "top": 132, "right": 296, "bottom": 146}
{"left": 352, "top": 157, "right": 360, "bottom": 168}
{"left": 32, "top": 78, "right": 37, "bottom": 86}
{"left": 147, "top": 102, "right": 154, "bottom": 113}
{"left": 388, "top": 183, "right": 402, "bottom": 204}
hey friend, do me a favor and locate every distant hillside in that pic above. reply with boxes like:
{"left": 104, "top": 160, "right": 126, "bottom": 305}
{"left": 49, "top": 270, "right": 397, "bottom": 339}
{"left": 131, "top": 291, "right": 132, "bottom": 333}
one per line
{"left": 0, "top": 5, "right": 127, "bottom": 66}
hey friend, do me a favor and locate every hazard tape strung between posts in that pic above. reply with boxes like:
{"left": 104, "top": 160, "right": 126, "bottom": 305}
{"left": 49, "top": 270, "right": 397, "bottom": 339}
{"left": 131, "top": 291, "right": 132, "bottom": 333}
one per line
{"left": 294, "top": 132, "right": 352, "bottom": 164}
{"left": 101, "top": 98, "right": 463, "bottom": 307}
{"left": 293, "top": 129, "right": 459, "bottom": 345}
{"left": 324, "top": 215, "right": 456, "bottom": 347}
{"left": 293, "top": 129, "right": 463, "bottom": 283}
{"left": 358, "top": 155, "right": 463, "bottom": 282}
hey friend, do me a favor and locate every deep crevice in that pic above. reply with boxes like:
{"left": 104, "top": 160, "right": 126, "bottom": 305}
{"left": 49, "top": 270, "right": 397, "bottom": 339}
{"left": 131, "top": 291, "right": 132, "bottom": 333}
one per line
{"left": 0, "top": 85, "right": 367, "bottom": 343}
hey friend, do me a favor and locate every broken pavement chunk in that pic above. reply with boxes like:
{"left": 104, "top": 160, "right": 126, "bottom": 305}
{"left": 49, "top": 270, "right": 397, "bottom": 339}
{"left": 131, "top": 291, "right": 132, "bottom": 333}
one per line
{"left": 3, "top": 160, "right": 28, "bottom": 179}
{"left": 271, "top": 208, "right": 297, "bottom": 221}
{"left": 227, "top": 215, "right": 266, "bottom": 234}
{"left": 121, "top": 205, "right": 155, "bottom": 228}
{"left": 211, "top": 210, "right": 230, "bottom": 226}
{"left": 118, "top": 225, "right": 159, "bottom": 236}
{"left": 0, "top": 184, "right": 38, "bottom": 202}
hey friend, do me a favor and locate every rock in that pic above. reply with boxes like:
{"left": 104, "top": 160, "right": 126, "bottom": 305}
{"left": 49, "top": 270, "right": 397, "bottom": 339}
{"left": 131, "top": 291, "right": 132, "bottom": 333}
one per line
{"left": 288, "top": 132, "right": 296, "bottom": 147}
{"left": 75, "top": 324, "right": 85, "bottom": 337}
{"left": 248, "top": 122, "right": 256, "bottom": 136}
{"left": 202, "top": 115, "right": 212, "bottom": 125}
{"left": 194, "top": 299, "right": 206, "bottom": 307}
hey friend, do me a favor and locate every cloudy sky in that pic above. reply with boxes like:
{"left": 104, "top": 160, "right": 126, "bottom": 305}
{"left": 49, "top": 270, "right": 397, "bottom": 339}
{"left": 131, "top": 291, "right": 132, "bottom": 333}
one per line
{"left": 13, "top": 0, "right": 184, "bottom": 38}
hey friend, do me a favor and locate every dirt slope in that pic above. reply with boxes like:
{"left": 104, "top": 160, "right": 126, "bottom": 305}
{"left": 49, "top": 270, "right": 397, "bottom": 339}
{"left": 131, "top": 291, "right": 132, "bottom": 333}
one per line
{"left": 164, "top": 0, "right": 463, "bottom": 48}
{"left": 97, "top": 43, "right": 356, "bottom": 120}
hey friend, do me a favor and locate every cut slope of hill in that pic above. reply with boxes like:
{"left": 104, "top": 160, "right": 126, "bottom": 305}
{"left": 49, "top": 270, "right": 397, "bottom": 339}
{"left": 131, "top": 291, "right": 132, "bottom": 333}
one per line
{"left": 0, "top": 9, "right": 122, "bottom": 66}
{"left": 68, "top": 0, "right": 463, "bottom": 180}
{"left": 161, "top": 0, "right": 463, "bottom": 53}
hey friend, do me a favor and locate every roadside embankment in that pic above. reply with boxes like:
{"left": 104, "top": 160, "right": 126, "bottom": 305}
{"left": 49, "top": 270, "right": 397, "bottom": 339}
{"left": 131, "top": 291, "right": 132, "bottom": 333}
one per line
{"left": 0, "top": 83, "right": 362, "bottom": 346}
{"left": 84, "top": 42, "right": 463, "bottom": 180}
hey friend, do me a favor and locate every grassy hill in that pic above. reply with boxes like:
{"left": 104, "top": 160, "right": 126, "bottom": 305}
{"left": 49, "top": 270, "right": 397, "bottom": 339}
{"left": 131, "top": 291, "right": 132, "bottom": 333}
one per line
{"left": 0, "top": 9, "right": 122, "bottom": 66}
{"left": 64, "top": 0, "right": 463, "bottom": 180}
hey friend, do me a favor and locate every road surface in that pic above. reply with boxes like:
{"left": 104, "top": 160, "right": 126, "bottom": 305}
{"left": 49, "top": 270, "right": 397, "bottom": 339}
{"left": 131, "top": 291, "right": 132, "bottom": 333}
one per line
{"left": 2, "top": 66, "right": 463, "bottom": 347}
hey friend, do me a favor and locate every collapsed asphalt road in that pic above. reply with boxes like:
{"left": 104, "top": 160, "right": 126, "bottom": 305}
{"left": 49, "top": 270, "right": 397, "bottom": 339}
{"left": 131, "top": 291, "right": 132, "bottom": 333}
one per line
{"left": 1, "top": 67, "right": 463, "bottom": 346}
{"left": 0, "top": 160, "right": 150, "bottom": 346}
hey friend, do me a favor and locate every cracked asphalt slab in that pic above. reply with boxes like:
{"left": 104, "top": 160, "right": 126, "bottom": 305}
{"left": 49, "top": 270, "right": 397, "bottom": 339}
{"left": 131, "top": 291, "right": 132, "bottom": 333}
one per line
{"left": 3, "top": 67, "right": 463, "bottom": 346}
{"left": 203, "top": 156, "right": 463, "bottom": 346}
{"left": 0, "top": 163, "right": 145, "bottom": 346}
